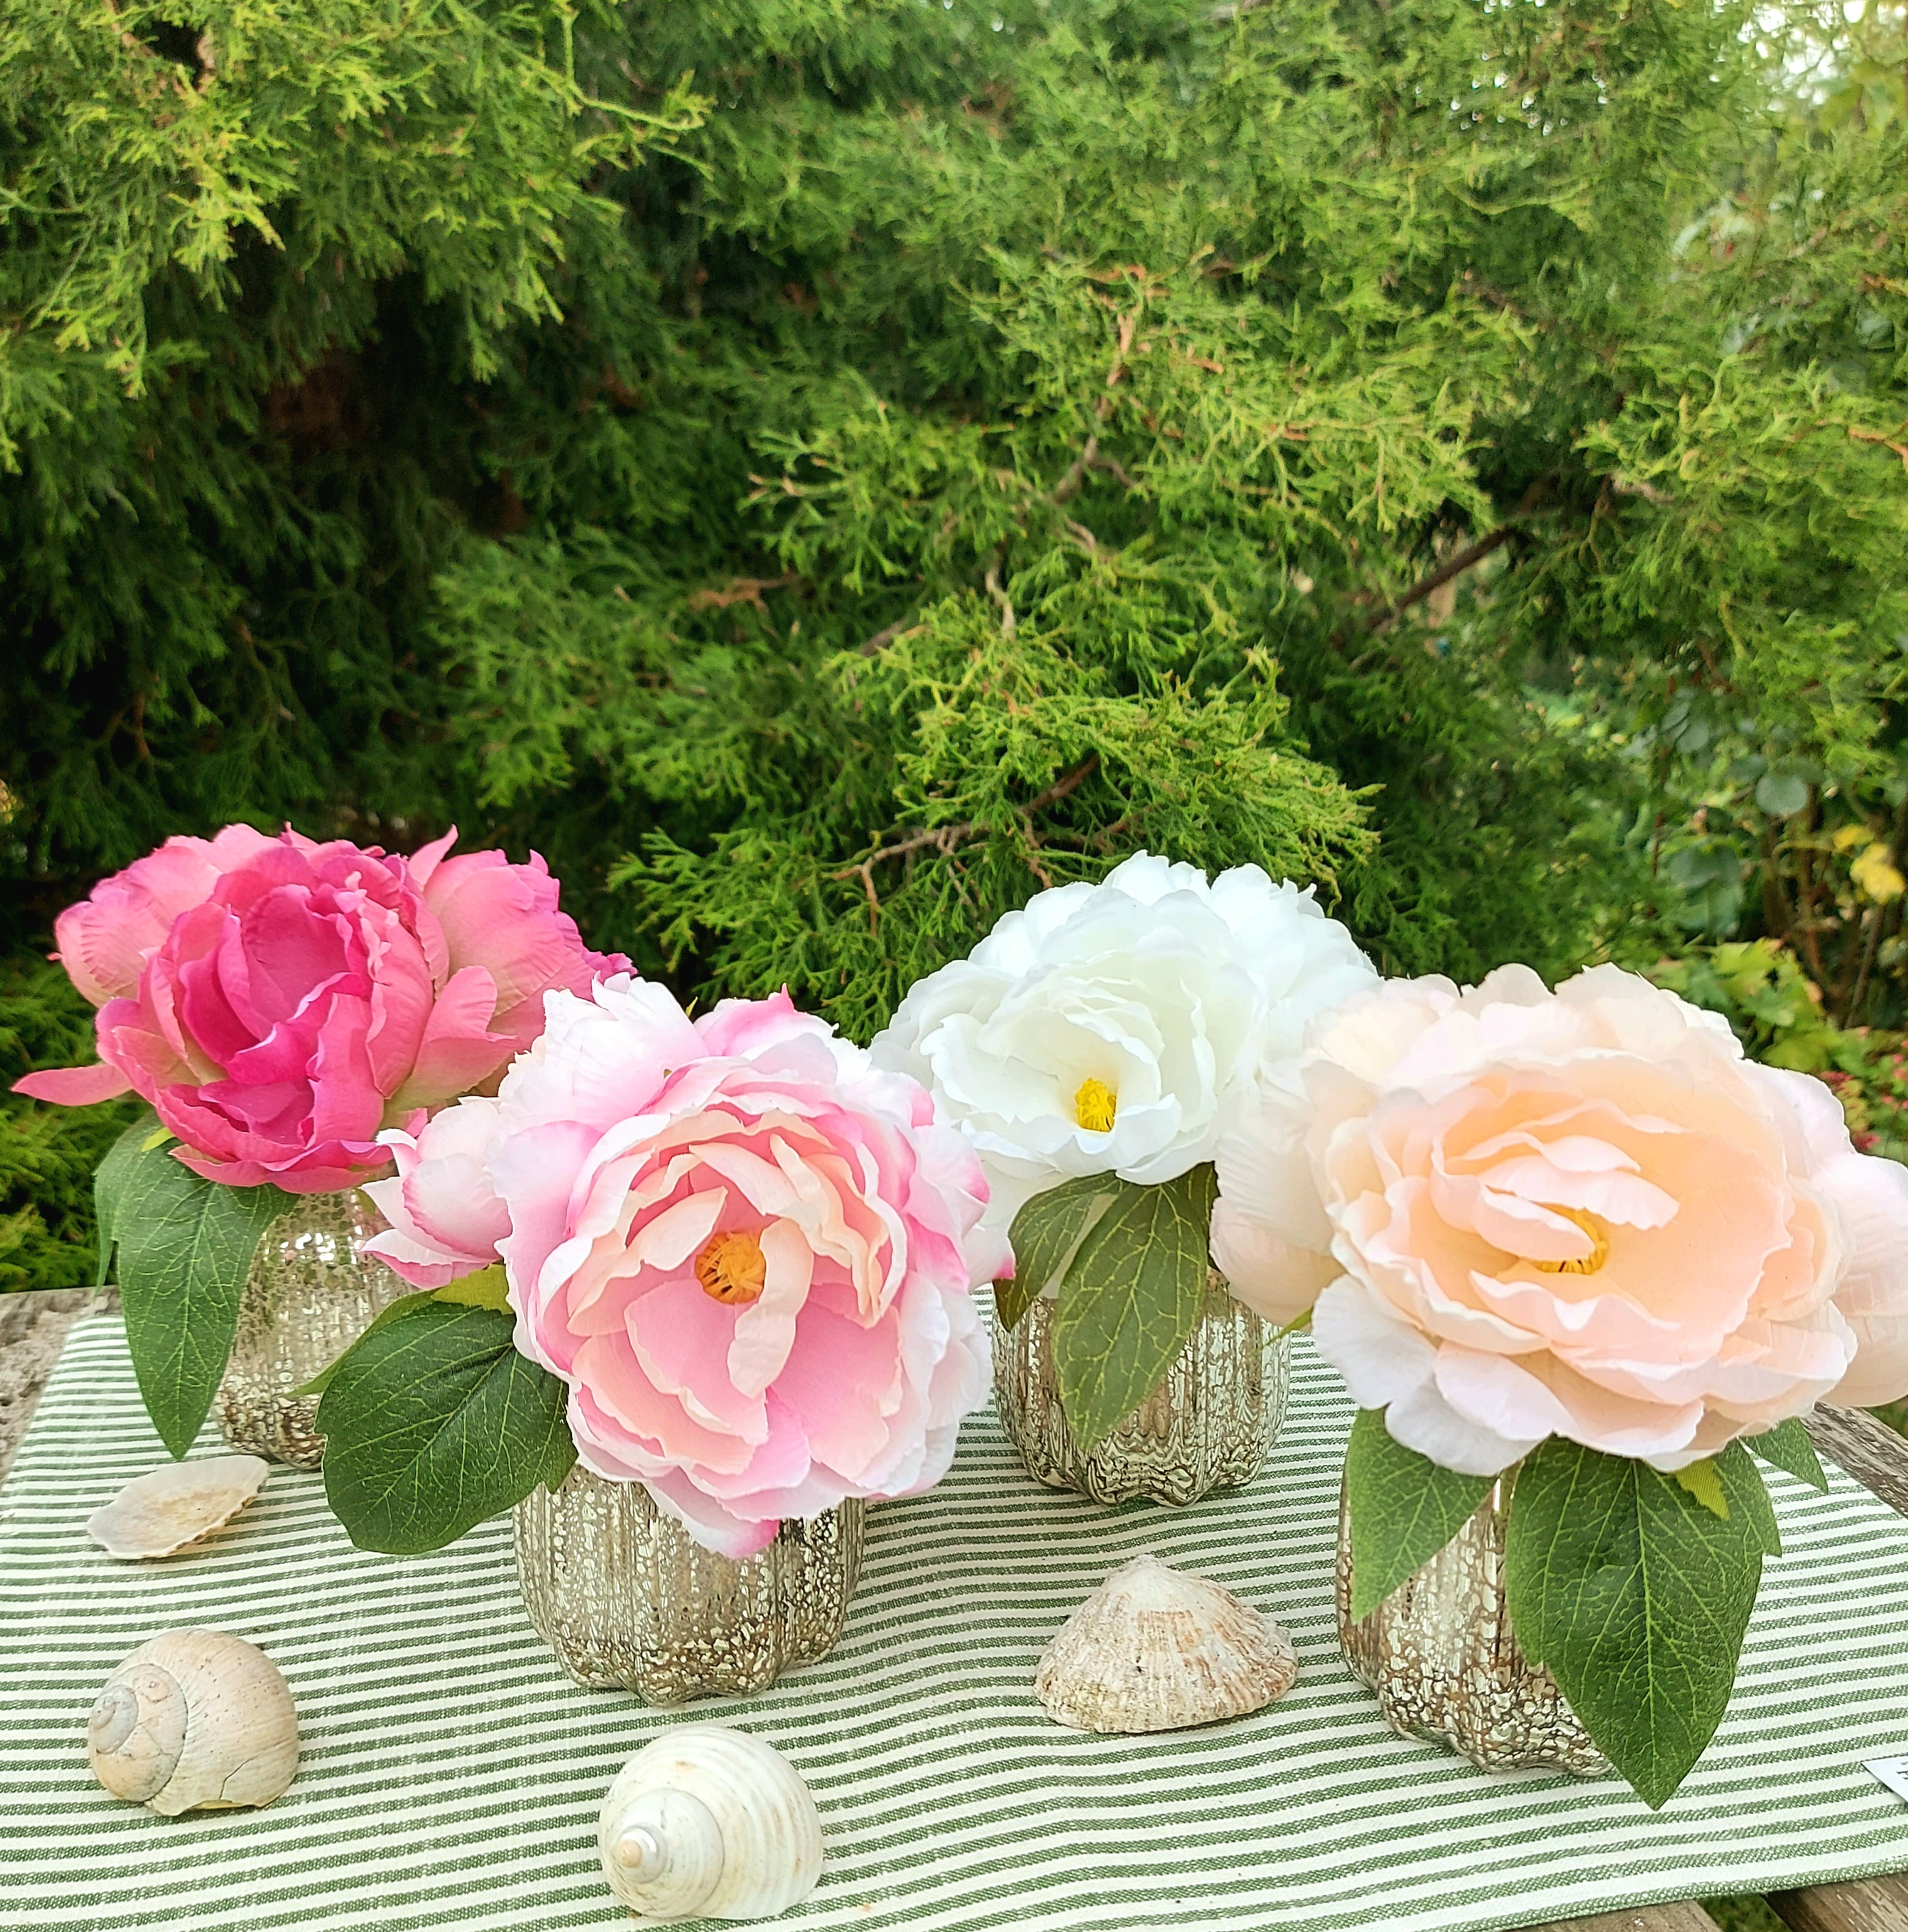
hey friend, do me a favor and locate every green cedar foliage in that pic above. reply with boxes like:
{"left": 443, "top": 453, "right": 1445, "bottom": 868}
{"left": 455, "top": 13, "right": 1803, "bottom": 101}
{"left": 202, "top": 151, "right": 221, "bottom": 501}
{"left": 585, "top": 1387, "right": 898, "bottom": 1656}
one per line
{"left": 5, "top": 0, "right": 1905, "bottom": 1288}
{"left": 0, "top": 954, "right": 137, "bottom": 1289}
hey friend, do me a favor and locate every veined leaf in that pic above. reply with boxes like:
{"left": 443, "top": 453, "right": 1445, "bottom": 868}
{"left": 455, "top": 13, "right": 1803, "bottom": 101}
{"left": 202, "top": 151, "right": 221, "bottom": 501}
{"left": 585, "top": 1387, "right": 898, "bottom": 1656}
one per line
{"left": 1049, "top": 1163, "right": 1216, "bottom": 1453}
{"left": 1671, "top": 1456, "right": 1729, "bottom": 1519}
{"left": 1504, "top": 1439, "right": 1767, "bottom": 1808}
{"left": 1344, "top": 1408, "right": 1494, "bottom": 1621}
{"left": 1747, "top": 1416, "right": 1829, "bottom": 1493}
{"left": 996, "top": 1172, "right": 1117, "bottom": 1329}
{"left": 96, "top": 1117, "right": 292, "bottom": 1457}
{"left": 92, "top": 1113, "right": 157, "bottom": 1291}
{"left": 294, "top": 1263, "right": 515, "bottom": 1398}
{"left": 1717, "top": 1440, "right": 1781, "bottom": 1557}
{"left": 316, "top": 1299, "right": 575, "bottom": 1554}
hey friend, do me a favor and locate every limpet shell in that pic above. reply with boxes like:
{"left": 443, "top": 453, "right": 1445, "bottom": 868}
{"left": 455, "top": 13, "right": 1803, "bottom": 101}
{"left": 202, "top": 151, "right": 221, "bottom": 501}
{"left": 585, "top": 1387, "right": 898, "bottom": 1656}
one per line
{"left": 87, "top": 1456, "right": 269, "bottom": 1560}
{"left": 1035, "top": 1554, "right": 1299, "bottom": 1733}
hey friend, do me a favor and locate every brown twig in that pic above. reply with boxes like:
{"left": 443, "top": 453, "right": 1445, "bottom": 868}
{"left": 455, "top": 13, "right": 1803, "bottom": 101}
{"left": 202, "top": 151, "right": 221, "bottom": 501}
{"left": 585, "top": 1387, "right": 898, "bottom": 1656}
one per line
{"left": 1612, "top": 472, "right": 1676, "bottom": 507}
{"left": 983, "top": 551, "right": 1016, "bottom": 638}
{"left": 1051, "top": 435, "right": 1098, "bottom": 505}
{"left": 1847, "top": 424, "right": 1908, "bottom": 474}
{"left": 1363, "top": 474, "right": 1553, "bottom": 635}
{"left": 834, "top": 754, "right": 1102, "bottom": 932}
{"left": 859, "top": 618, "right": 922, "bottom": 657}
{"left": 687, "top": 573, "right": 797, "bottom": 614}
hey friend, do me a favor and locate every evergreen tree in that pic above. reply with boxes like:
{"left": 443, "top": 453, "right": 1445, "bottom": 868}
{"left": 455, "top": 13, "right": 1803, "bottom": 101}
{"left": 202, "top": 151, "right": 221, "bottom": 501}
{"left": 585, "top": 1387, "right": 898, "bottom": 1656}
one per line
{"left": 4, "top": 0, "right": 1905, "bottom": 1286}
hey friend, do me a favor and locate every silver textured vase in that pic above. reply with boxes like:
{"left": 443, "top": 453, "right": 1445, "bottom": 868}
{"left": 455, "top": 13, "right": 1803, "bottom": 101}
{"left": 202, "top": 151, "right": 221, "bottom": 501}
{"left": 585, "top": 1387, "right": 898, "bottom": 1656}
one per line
{"left": 991, "top": 1272, "right": 1288, "bottom": 1506}
{"left": 215, "top": 1190, "right": 410, "bottom": 1470}
{"left": 514, "top": 1463, "right": 865, "bottom": 1704}
{"left": 1336, "top": 1473, "right": 1610, "bottom": 1777}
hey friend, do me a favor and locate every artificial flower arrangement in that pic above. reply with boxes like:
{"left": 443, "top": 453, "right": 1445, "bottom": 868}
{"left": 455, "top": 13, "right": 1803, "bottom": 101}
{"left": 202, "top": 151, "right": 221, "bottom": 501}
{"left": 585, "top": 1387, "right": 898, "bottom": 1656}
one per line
{"left": 1213, "top": 962, "right": 1908, "bottom": 1806}
{"left": 872, "top": 852, "right": 1374, "bottom": 1483}
{"left": 306, "top": 977, "right": 1002, "bottom": 1559}
{"left": 13, "top": 824, "right": 623, "bottom": 1456}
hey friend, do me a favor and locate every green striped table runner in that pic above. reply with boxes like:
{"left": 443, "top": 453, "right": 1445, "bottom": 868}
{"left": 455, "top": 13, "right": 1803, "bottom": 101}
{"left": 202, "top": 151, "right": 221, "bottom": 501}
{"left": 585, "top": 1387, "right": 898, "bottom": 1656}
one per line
{"left": 7, "top": 1313, "right": 1908, "bottom": 1932}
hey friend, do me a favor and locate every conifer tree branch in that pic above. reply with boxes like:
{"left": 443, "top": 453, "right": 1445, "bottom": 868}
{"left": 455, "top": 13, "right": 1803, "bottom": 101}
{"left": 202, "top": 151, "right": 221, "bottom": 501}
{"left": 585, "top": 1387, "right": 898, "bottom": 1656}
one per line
{"left": 834, "top": 754, "right": 1102, "bottom": 932}
{"left": 1363, "top": 473, "right": 1554, "bottom": 634}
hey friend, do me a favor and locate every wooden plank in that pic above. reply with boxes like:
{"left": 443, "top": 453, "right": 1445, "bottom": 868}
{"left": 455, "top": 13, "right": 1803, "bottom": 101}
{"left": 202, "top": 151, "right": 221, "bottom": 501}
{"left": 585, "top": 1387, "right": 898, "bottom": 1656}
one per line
{"left": 1509, "top": 1906, "right": 1721, "bottom": 1932}
{"left": 0, "top": 1288, "right": 100, "bottom": 1484}
{"left": 1809, "top": 1407, "right": 1908, "bottom": 1522}
{"left": 1769, "top": 1873, "right": 1908, "bottom": 1932}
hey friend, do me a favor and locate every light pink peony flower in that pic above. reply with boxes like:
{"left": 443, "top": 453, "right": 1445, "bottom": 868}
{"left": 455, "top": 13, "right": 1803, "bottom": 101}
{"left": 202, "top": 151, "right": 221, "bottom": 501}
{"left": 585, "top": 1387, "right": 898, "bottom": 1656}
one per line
{"left": 1213, "top": 964, "right": 1908, "bottom": 1474}
{"left": 365, "top": 978, "right": 1003, "bottom": 1556}
{"left": 15, "top": 826, "right": 627, "bottom": 1192}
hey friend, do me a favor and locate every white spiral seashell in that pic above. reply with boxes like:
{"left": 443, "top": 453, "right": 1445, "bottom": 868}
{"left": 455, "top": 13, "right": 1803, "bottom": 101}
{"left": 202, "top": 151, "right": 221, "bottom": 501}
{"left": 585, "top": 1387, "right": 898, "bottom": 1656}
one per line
{"left": 1035, "top": 1554, "right": 1300, "bottom": 1733}
{"left": 87, "top": 1629, "right": 299, "bottom": 1815}
{"left": 597, "top": 1725, "right": 823, "bottom": 1925}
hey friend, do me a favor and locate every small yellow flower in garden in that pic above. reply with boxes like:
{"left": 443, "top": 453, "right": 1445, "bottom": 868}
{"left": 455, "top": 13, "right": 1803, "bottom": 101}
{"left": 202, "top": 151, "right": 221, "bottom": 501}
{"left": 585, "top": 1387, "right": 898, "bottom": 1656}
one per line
{"left": 1073, "top": 1077, "right": 1118, "bottom": 1133}
{"left": 1852, "top": 841, "right": 1906, "bottom": 904}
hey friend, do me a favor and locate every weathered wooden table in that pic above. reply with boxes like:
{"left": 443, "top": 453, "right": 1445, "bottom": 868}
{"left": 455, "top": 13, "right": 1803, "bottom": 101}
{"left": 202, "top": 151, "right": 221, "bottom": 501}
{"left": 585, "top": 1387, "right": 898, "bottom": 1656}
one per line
{"left": 6, "top": 1294, "right": 1907, "bottom": 1932}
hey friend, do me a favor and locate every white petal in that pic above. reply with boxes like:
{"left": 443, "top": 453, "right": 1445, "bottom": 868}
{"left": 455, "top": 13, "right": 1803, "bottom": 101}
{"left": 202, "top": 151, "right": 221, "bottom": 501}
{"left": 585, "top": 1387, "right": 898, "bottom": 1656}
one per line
{"left": 1821, "top": 1148, "right": 1908, "bottom": 1406}
{"left": 1385, "top": 1370, "right": 1531, "bottom": 1477}
{"left": 1210, "top": 1201, "right": 1336, "bottom": 1324}
{"left": 1311, "top": 1278, "right": 1438, "bottom": 1409}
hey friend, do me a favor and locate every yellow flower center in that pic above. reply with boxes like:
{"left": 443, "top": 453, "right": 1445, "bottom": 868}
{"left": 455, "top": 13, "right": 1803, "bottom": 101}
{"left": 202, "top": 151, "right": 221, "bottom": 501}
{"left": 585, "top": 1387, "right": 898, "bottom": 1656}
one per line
{"left": 694, "top": 1229, "right": 767, "bottom": 1305}
{"left": 1074, "top": 1077, "right": 1118, "bottom": 1134}
{"left": 1530, "top": 1204, "right": 1611, "bottom": 1277}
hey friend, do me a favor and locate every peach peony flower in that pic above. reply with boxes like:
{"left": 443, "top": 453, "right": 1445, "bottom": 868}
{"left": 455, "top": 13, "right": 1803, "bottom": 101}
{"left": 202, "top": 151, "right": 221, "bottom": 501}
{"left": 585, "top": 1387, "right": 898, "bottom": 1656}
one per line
{"left": 1213, "top": 964, "right": 1908, "bottom": 1473}
{"left": 364, "top": 978, "right": 1002, "bottom": 1555}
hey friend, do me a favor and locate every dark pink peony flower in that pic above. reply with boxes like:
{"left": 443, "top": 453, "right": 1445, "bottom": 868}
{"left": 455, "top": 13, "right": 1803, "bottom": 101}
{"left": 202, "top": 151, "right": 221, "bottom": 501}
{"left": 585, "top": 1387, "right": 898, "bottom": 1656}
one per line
{"left": 15, "top": 826, "right": 627, "bottom": 1192}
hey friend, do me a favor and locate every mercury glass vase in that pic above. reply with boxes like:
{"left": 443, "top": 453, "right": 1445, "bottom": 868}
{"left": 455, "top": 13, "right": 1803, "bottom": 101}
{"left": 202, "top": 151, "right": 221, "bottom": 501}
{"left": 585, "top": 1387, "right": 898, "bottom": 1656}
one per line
{"left": 991, "top": 1271, "right": 1288, "bottom": 1506}
{"left": 514, "top": 1463, "right": 865, "bottom": 1705}
{"left": 1335, "top": 1473, "right": 1611, "bottom": 1778}
{"left": 215, "top": 1190, "right": 410, "bottom": 1470}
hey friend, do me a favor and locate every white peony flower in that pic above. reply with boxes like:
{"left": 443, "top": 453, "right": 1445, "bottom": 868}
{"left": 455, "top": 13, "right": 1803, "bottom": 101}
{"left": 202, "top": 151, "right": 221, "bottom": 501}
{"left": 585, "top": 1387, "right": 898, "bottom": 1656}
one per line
{"left": 870, "top": 851, "right": 1377, "bottom": 1240}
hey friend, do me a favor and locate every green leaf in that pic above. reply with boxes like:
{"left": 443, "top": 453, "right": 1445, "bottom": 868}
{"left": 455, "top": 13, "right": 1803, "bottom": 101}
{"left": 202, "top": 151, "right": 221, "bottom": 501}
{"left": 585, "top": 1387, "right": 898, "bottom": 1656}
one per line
{"left": 1754, "top": 769, "right": 1811, "bottom": 818}
{"left": 995, "top": 1173, "right": 1117, "bottom": 1329}
{"left": 1747, "top": 1417, "right": 1829, "bottom": 1492}
{"left": 316, "top": 1299, "right": 574, "bottom": 1554}
{"left": 1717, "top": 1441, "right": 1781, "bottom": 1557}
{"left": 1671, "top": 1456, "right": 1729, "bottom": 1519}
{"left": 1344, "top": 1409, "right": 1495, "bottom": 1620}
{"left": 292, "top": 1264, "right": 515, "bottom": 1398}
{"left": 97, "top": 1122, "right": 293, "bottom": 1457}
{"left": 1504, "top": 1440, "right": 1767, "bottom": 1808}
{"left": 1049, "top": 1164, "right": 1216, "bottom": 1453}
{"left": 435, "top": 1263, "right": 511, "bottom": 1313}
{"left": 93, "top": 1112, "right": 158, "bottom": 1291}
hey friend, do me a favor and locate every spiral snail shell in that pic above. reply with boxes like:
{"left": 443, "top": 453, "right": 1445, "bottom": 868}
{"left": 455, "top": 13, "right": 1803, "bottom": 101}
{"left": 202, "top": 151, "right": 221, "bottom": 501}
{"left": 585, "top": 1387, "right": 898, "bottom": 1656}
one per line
{"left": 87, "top": 1629, "right": 299, "bottom": 1815}
{"left": 597, "top": 1724, "right": 823, "bottom": 1924}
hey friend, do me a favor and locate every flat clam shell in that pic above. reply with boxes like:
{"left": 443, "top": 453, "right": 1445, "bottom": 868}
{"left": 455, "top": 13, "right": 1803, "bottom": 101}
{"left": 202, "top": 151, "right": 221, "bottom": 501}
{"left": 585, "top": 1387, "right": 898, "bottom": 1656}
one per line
{"left": 1035, "top": 1554, "right": 1299, "bottom": 1734}
{"left": 87, "top": 1457, "right": 270, "bottom": 1560}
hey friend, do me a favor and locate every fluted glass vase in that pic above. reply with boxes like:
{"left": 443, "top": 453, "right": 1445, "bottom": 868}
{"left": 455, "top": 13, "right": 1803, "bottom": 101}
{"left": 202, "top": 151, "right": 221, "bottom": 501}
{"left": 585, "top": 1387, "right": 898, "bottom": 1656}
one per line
{"left": 1335, "top": 1473, "right": 1610, "bottom": 1777}
{"left": 514, "top": 1463, "right": 865, "bottom": 1705}
{"left": 215, "top": 1190, "right": 410, "bottom": 1470}
{"left": 991, "top": 1272, "right": 1288, "bottom": 1506}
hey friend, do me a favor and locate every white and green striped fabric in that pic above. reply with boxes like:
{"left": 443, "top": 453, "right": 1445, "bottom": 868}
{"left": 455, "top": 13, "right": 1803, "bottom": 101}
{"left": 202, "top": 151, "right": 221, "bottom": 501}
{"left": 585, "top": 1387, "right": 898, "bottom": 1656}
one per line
{"left": 9, "top": 1313, "right": 1908, "bottom": 1932}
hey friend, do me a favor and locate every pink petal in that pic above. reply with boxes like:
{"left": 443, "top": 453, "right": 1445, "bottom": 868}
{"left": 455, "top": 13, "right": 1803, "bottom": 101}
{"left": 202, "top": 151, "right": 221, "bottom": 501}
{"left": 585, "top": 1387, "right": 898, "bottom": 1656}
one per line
{"left": 390, "top": 966, "right": 509, "bottom": 1112}
{"left": 12, "top": 1062, "right": 136, "bottom": 1105}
